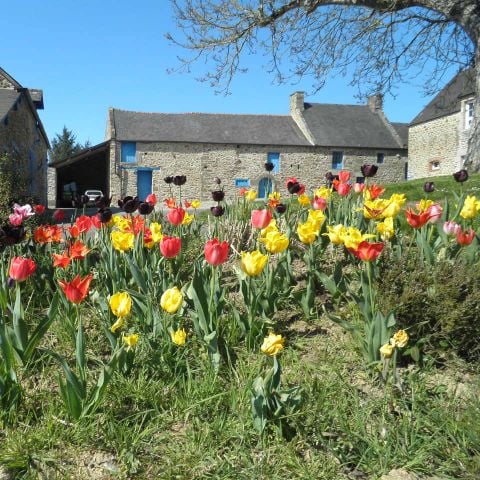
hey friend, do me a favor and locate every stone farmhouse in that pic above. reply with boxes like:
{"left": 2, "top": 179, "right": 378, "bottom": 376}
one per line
{"left": 0, "top": 67, "right": 49, "bottom": 204}
{"left": 409, "top": 69, "right": 475, "bottom": 179}
{"left": 49, "top": 92, "right": 408, "bottom": 206}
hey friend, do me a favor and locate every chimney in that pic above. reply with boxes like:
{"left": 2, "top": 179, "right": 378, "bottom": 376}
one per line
{"left": 367, "top": 94, "right": 383, "bottom": 112}
{"left": 290, "top": 91, "right": 305, "bottom": 114}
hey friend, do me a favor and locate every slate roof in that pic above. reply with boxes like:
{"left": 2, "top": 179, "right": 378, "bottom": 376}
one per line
{"left": 410, "top": 69, "right": 476, "bottom": 126}
{"left": 111, "top": 109, "right": 311, "bottom": 146}
{"left": 301, "top": 103, "right": 403, "bottom": 149}
{"left": 391, "top": 122, "right": 409, "bottom": 148}
{"left": 0, "top": 89, "right": 20, "bottom": 121}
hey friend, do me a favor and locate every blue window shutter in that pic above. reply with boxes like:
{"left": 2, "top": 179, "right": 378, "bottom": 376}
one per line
{"left": 332, "top": 151, "right": 343, "bottom": 169}
{"left": 267, "top": 152, "right": 280, "bottom": 173}
{"left": 235, "top": 178, "right": 250, "bottom": 187}
{"left": 121, "top": 142, "right": 137, "bottom": 163}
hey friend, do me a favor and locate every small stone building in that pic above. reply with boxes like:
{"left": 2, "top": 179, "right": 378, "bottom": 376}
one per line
{"left": 0, "top": 67, "right": 49, "bottom": 204}
{"left": 409, "top": 69, "right": 475, "bottom": 179}
{"left": 51, "top": 92, "right": 407, "bottom": 205}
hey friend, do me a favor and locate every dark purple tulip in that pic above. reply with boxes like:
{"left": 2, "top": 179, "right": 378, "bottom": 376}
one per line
{"left": 164, "top": 176, "right": 174, "bottom": 184}
{"left": 264, "top": 162, "right": 274, "bottom": 172}
{"left": 138, "top": 202, "right": 154, "bottom": 215}
{"left": 287, "top": 182, "right": 301, "bottom": 194}
{"left": 275, "top": 203, "right": 287, "bottom": 214}
{"left": 361, "top": 164, "right": 378, "bottom": 178}
{"left": 325, "top": 171, "right": 334, "bottom": 182}
{"left": 118, "top": 196, "right": 140, "bottom": 213}
{"left": 210, "top": 205, "right": 225, "bottom": 217}
{"left": 173, "top": 175, "right": 187, "bottom": 186}
{"left": 96, "top": 208, "right": 113, "bottom": 223}
{"left": 95, "top": 195, "right": 112, "bottom": 209}
{"left": 453, "top": 169, "right": 469, "bottom": 183}
{"left": 423, "top": 182, "right": 435, "bottom": 193}
{"left": 0, "top": 224, "right": 25, "bottom": 246}
{"left": 211, "top": 190, "right": 225, "bottom": 202}
{"left": 72, "top": 194, "right": 89, "bottom": 208}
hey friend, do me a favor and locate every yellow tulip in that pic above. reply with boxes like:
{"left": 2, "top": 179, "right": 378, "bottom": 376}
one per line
{"left": 111, "top": 231, "right": 134, "bottom": 251}
{"left": 417, "top": 199, "right": 434, "bottom": 212}
{"left": 323, "top": 224, "right": 347, "bottom": 245}
{"left": 261, "top": 332, "right": 285, "bottom": 356}
{"left": 268, "top": 191, "right": 281, "bottom": 201}
{"left": 313, "top": 186, "right": 332, "bottom": 200}
{"left": 241, "top": 250, "right": 268, "bottom": 276}
{"left": 109, "top": 291, "right": 132, "bottom": 318}
{"left": 260, "top": 219, "right": 278, "bottom": 237}
{"left": 297, "top": 220, "right": 319, "bottom": 244}
{"left": 244, "top": 189, "right": 258, "bottom": 201}
{"left": 391, "top": 330, "right": 409, "bottom": 348}
{"left": 123, "top": 333, "right": 139, "bottom": 349}
{"left": 376, "top": 216, "right": 395, "bottom": 241}
{"left": 160, "top": 287, "right": 183, "bottom": 314}
{"left": 191, "top": 199, "right": 201, "bottom": 209}
{"left": 379, "top": 343, "right": 394, "bottom": 358}
{"left": 382, "top": 193, "right": 406, "bottom": 218}
{"left": 342, "top": 227, "right": 375, "bottom": 250}
{"left": 182, "top": 212, "right": 194, "bottom": 225}
{"left": 363, "top": 198, "right": 389, "bottom": 220}
{"left": 170, "top": 328, "right": 187, "bottom": 346}
{"left": 110, "top": 317, "right": 125, "bottom": 333}
{"left": 460, "top": 195, "right": 480, "bottom": 219}
{"left": 260, "top": 230, "right": 289, "bottom": 254}
{"left": 149, "top": 222, "right": 163, "bottom": 243}
{"left": 297, "top": 194, "right": 311, "bottom": 207}
{"left": 307, "top": 209, "right": 326, "bottom": 230}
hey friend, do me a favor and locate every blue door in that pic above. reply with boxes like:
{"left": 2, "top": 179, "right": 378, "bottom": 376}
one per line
{"left": 258, "top": 177, "right": 272, "bottom": 198}
{"left": 137, "top": 170, "right": 152, "bottom": 201}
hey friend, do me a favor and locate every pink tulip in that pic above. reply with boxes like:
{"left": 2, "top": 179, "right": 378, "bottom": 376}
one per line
{"left": 443, "top": 221, "right": 461, "bottom": 235}
{"left": 9, "top": 213, "right": 24, "bottom": 226}
{"left": 312, "top": 196, "right": 327, "bottom": 211}
{"left": 167, "top": 207, "right": 186, "bottom": 226}
{"left": 251, "top": 209, "right": 273, "bottom": 229}
{"left": 353, "top": 183, "right": 365, "bottom": 193}
{"left": 338, "top": 170, "right": 351, "bottom": 183}
{"left": 427, "top": 204, "right": 443, "bottom": 223}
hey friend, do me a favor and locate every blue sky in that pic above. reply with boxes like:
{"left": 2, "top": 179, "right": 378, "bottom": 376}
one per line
{"left": 1, "top": 1, "right": 459, "bottom": 147}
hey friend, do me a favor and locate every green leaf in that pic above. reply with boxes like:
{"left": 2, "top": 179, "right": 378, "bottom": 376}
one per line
{"left": 12, "top": 285, "right": 27, "bottom": 354}
{"left": 76, "top": 318, "right": 86, "bottom": 382}
{"left": 124, "top": 253, "right": 148, "bottom": 294}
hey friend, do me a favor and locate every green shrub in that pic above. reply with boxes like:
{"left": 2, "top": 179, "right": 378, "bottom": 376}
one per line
{"left": 379, "top": 253, "right": 480, "bottom": 363}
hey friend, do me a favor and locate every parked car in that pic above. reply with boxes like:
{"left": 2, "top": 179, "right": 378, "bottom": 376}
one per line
{"left": 84, "top": 190, "right": 103, "bottom": 207}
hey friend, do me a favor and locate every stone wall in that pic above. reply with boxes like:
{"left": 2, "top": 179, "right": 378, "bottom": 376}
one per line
{"left": 109, "top": 141, "right": 407, "bottom": 202}
{"left": 408, "top": 114, "right": 460, "bottom": 179}
{"left": 0, "top": 93, "right": 48, "bottom": 203}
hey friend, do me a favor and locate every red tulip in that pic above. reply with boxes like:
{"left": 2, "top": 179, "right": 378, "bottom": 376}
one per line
{"left": 312, "top": 196, "right": 327, "bottom": 211}
{"left": 75, "top": 215, "right": 93, "bottom": 233}
{"left": 160, "top": 236, "right": 181, "bottom": 258}
{"left": 69, "top": 240, "right": 91, "bottom": 260}
{"left": 167, "top": 207, "right": 186, "bottom": 226}
{"left": 333, "top": 180, "right": 351, "bottom": 196}
{"left": 204, "top": 239, "right": 229, "bottom": 266}
{"left": 366, "top": 184, "right": 385, "bottom": 200}
{"left": 9, "top": 256, "right": 36, "bottom": 282}
{"left": 251, "top": 209, "right": 273, "bottom": 229}
{"left": 91, "top": 214, "right": 102, "bottom": 229}
{"left": 405, "top": 209, "right": 431, "bottom": 228}
{"left": 145, "top": 193, "right": 157, "bottom": 206}
{"left": 456, "top": 228, "right": 476, "bottom": 246}
{"left": 338, "top": 170, "right": 351, "bottom": 183}
{"left": 53, "top": 209, "right": 65, "bottom": 222}
{"left": 33, "top": 204, "right": 46, "bottom": 215}
{"left": 53, "top": 252, "right": 71, "bottom": 269}
{"left": 58, "top": 274, "right": 92, "bottom": 304}
{"left": 349, "top": 241, "right": 384, "bottom": 261}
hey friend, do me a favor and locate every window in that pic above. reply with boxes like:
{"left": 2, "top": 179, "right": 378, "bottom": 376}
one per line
{"left": 430, "top": 160, "right": 440, "bottom": 171}
{"left": 121, "top": 142, "right": 136, "bottom": 163}
{"left": 376, "top": 153, "right": 385, "bottom": 164}
{"left": 465, "top": 101, "right": 474, "bottom": 129}
{"left": 235, "top": 178, "right": 250, "bottom": 188}
{"left": 267, "top": 152, "right": 280, "bottom": 173}
{"left": 332, "top": 151, "right": 343, "bottom": 169}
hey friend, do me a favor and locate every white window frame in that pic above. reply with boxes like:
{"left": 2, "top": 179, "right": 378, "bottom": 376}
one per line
{"left": 465, "top": 101, "right": 474, "bottom": 130}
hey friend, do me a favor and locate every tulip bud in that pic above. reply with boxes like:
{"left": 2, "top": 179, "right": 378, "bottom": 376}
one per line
{"left": 287, "top": 182, "right": 301, "bottom": 194}
{"left": 423, "top": 181, "right": 435, "bottom": 193}
{"left": 453, "top": 169, "right": 469, "bottom": 183}
{"left": 210, "top": 206, "right": 225, "bottom": 217}
{"left": 361, "top": 164, "right": 378, "bottom": 178}
{"left": 173, "top": 175, "right": 187, "bottom": 186}
{"left": 264, "top": 162, "right": 274, "bottom": 172}
{"left": 211, "top": 190, "right": 225, "bottom": 202}
{"left": 95, "top": 195, "right": 112, "bottom": 209}
{"left": 138, "top": 202, "right": 154, "bottom": 215}
{"left": 96, "top": 208, "right": 113, "bottom": 224}
{"left": 164, "top": 176, "right": 174, "bottom": 184}
{"left": 275, "top": 203, "right": 287, "bottom": 214}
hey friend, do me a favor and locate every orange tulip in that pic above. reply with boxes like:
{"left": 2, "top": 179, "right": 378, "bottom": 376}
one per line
{"left": 349, "top": 241, "right": 384, "bottom": 261}
{"left": 58, "top": 274, "right": 93, "bottom": 304}
{"left": 69, "top": 240, "right": 91, "bottom": 260}
{"left": 53, "top": 252, "right": 71, "bottom": 268}
{"left": 405, "top": 209, "right": 431, "bottom": 228}
{"left": 456, "top": 228, "right": 476, "bottom": 246}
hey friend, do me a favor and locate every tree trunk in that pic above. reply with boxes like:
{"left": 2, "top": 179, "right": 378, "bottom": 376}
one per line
{"left": 466, "top": 40, "right": 480, "bottom": 171}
